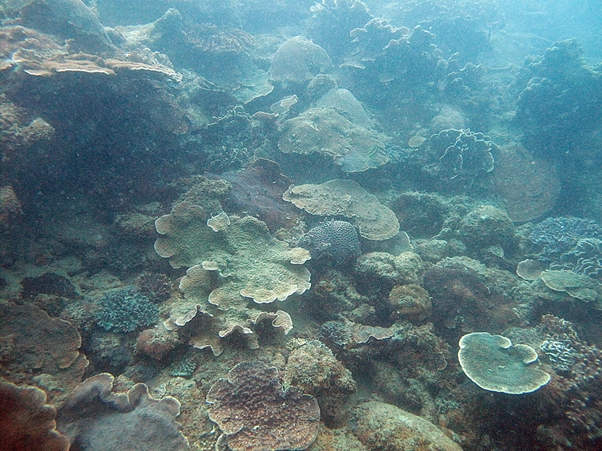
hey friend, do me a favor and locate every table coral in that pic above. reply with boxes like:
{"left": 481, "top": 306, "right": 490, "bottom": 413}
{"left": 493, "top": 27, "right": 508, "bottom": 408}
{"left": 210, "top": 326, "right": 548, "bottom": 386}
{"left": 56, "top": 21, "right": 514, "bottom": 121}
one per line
{"left": 283, "top": 179, "right": 399, "bottom": 240}
{"left": 0, "top": 379, "right": 69, "bottom": 451}
{"left": 458, "top": 332, "right": 550, "bottom": 394}
{"left": 56, "top": 373, "right": 189, "bottom": 451}
{"left": 278, "top": 107, "right": 388, "bottom": 172}
{"left": 155, "top": 203, "right": 311, "bottom": 304}
{"left": 206, "top": 361, "right": 320, "bottom": 451}
{"left": 155, "top": 202, "right": 310, "bottom": 353}
{"left": 170, "top": 264, "right": 296, "bottom": 355}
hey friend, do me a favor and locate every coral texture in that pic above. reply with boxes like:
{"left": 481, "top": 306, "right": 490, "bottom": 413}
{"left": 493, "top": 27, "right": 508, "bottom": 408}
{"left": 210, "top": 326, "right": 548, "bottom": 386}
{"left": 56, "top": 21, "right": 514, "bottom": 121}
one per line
{"left": 206, "top": 361, "right": 320, "bottom": 451}
{"left": 278, "top": 107, "right": 388, "bottom": 172}
{"left": 155, "top": 203, "right": 311, "bottom": 304}
{"left": 350, "top": 401, "right": 463, "bottom": 451}
{"left": 94, "top": 286, "right": 159, "bottom": 333}
{"left": 0, "top": 302, "right": 87, "bottom": 404}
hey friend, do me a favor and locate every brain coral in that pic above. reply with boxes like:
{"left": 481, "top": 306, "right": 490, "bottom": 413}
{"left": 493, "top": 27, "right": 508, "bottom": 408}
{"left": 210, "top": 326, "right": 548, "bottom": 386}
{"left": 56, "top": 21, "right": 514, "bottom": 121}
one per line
{"left": 283, "top": 179, "right": 399, "bottom": 240}
{"left": 155, "top": 202, "right": 311, "bottom": 305}
{"left": 298, "top": 220, "right": 361, "bottom": 263}
{"left": 207, "top": 361, "right": 320, "bottom": 451}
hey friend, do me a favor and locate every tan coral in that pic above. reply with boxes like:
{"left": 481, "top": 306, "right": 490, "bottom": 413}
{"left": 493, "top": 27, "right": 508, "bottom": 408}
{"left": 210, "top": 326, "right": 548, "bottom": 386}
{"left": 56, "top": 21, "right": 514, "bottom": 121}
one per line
{"left": 283, "top": 179, "right": 399, "bottom": 240}
{"left": 56, "top": 373, "right": 189, "bottom": 451}
{"left": 278, "top": 107, "right": 388, "bottom": 172}
{"left": 207, "top": 361, "right": 320, "bottom": 451}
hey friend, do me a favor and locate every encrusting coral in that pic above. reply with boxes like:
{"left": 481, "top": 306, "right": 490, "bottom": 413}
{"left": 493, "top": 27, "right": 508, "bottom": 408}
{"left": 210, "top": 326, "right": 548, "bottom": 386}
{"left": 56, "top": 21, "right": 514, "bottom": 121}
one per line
{"left": 207, "top": 361, "right": 320, "bottom": 451}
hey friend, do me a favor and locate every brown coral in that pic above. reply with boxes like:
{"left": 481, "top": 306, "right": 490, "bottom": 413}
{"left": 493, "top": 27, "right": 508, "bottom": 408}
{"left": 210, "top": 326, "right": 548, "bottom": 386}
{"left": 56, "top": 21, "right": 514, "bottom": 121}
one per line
{"left": 0, "top": 379, "right": 69, "bottom": 451}
{"left": 207, "top": 361, "right": 320, "bottom": 451}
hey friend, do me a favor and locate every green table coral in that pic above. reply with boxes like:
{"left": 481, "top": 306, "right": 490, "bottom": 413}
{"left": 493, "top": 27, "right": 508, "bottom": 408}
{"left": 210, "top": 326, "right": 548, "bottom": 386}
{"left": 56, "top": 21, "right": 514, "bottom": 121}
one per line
{"left": 458, "top": 332, "right": 550, "bottom": 394}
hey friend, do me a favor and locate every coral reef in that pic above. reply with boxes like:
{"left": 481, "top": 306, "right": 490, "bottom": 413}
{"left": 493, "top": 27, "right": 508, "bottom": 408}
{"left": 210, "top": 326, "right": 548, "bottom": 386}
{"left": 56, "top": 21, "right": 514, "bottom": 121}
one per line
{"left": 56, "top": 373, "right": 189, "bottom": 451}
{"left": 0, "top": 379, "right": 69, "bottom": 451}
{"left": 490, "top": 146, "right": 561, "bottom": 222}
{"left": 220, "top": 159, "right": 300, "bottom": 232}
{"left": 94, "top": 286, "right": 159, "bottom": 333}
{"left": 206, "top": 361, "right": 320, "bottom": 451}
{"left": 428, "top": 128, "right": 496, "bottom": 181}
{"left": 459, "top": 205, "right": 516, "bottom": 254}
{"left": 531, "top": 217, "right": 602, "bottom": 255}
{"left": 283, "top": 179, "right": 400, "bottom": 240}
{"left": 155, "top": 203, "right": 311, "bottom": 304}
{"left": 297, "top": 220, "right": 361, "bottom": 264}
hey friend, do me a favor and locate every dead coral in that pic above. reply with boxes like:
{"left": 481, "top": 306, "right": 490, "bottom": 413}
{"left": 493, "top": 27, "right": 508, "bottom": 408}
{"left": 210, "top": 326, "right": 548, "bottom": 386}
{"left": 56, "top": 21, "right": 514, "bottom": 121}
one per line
{"left": 207, "top": 361, "right": 320, "bottom": 451}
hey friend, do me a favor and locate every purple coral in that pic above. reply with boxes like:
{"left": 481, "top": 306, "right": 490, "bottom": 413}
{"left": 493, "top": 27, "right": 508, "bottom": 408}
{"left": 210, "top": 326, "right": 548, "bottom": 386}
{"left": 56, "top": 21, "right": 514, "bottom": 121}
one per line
{"left": 206, "top": 361, "right": 320, "bottom": 451}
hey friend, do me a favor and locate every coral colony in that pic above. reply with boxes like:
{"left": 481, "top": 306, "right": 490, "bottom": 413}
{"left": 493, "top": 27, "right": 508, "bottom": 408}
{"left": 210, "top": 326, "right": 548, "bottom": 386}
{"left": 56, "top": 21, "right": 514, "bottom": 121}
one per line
{"left": 2, "top": 1, "right": 602, "bottom": 451}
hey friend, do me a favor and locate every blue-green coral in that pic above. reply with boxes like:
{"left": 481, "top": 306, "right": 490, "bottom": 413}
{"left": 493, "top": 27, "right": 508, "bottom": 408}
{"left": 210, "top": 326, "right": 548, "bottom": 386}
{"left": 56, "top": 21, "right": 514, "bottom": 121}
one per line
{"left": 94, "top": 286, "right": 159, "bottom": 333}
